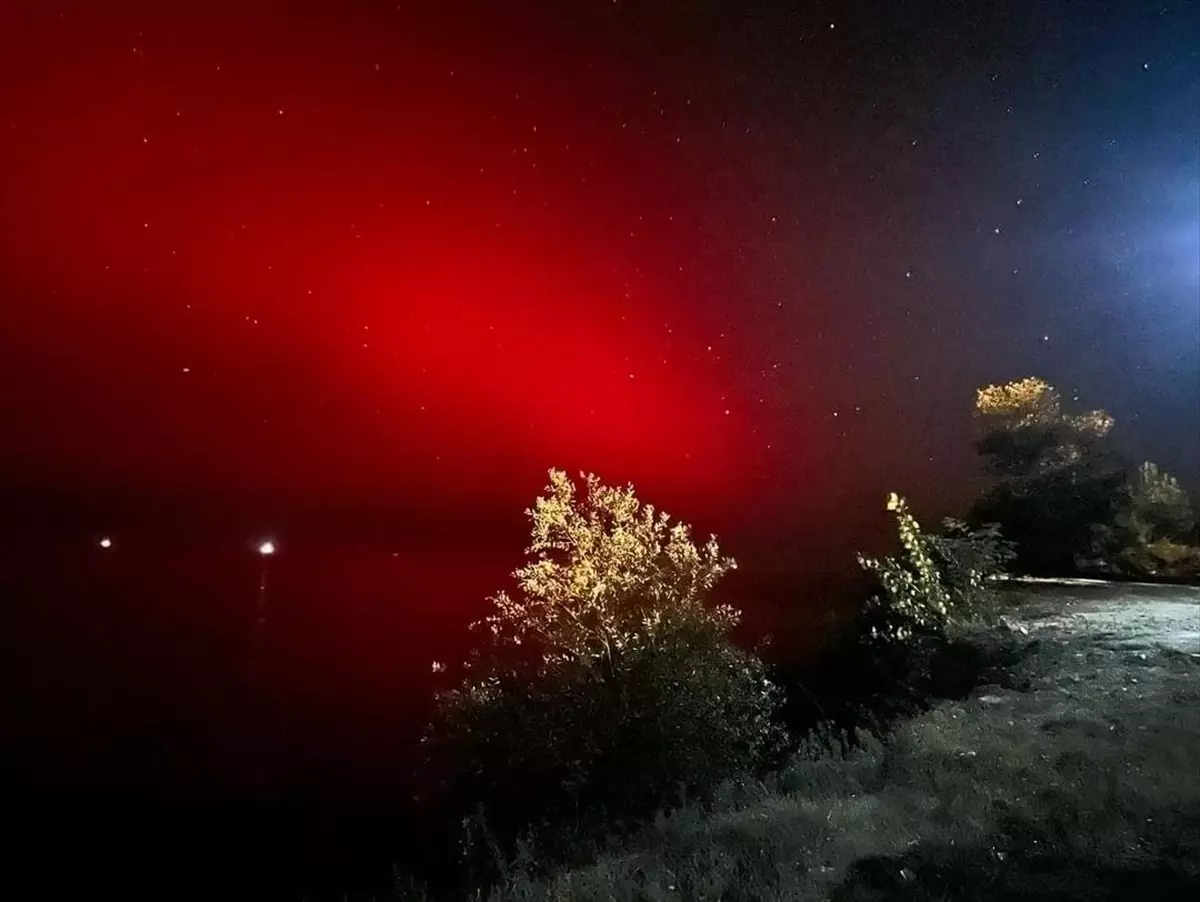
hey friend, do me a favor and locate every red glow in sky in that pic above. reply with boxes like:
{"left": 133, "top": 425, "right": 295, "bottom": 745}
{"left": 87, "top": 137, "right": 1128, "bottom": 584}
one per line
{"left": 0, "top": 6, "right": 780, "bottom": 530}
{"left": 5, "top": 2, "right": 1196, "bottom": 563}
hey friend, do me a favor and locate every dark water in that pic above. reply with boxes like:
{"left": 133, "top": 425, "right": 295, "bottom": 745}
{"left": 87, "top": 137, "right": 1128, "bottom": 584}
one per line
{"left": 2, "top": 525, "right": 864, "bottom": 898}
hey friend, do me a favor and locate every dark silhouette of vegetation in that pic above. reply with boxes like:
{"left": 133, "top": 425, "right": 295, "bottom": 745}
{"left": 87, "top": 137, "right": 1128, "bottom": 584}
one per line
{"left": 1087, "top": 461, "right": 1200, "bottom": 580}
{"left": 970, "top": 378, "right": 1126, "bottom": 575}
{"left": 367, "top": 381, "right": 1199, "bottom": 899}
{"left": 970, "top": 378, "right": 1199, "bottom": 579}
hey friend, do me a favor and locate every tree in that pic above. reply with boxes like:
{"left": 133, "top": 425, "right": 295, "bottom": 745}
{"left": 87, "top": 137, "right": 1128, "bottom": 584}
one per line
{"left": 970, "top": 377, "right": 1125, "bottom": 575}
{"left": 1091, "top": 461, "right": 1199, "bottom": 578}
{"left": 973, "top": 377, "right": 1115, "bottom": 480}
{"left": 1122, "top": 461, "right": 1195, "bottom": 543}
{"left": 419, "top": 469, "right": 784, "bottom": 875}
{"left": 475, "top": 469, "right": 740, "bottom": 674}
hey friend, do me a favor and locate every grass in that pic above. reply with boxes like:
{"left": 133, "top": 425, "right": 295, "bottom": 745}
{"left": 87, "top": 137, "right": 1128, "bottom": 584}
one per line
{"left": 432, "top": 608, "right": 1200, "bottom": 902}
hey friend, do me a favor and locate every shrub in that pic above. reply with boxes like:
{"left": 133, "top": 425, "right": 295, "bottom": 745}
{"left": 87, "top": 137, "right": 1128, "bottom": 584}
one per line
{"left": 856, "top": 493, "right": 952, "bottom": 644}
{"left": 418, "top": 469, "right": 785, "bottom": 879}
{"left": 926, "top": 519, "right": 1017, "bottom": 620}
{"left": 1086, "top": 461, "right": 1200, "bottom": 580}
{"left": 849, "top": 495, "right": 1019, "bottom": 717}
{"left": 1125, "top": 461, "right": 1195, "bottom": 539}
{"left": 1116, "top": 538, "right": 1200, "bottom": 581}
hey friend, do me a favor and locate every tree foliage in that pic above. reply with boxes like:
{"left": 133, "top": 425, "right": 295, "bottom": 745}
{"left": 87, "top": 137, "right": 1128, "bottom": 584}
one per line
{"left": 974, "top": 377, "right": 1115, "bottom": 480}
{"left": 475, "top": 469, "right": 742, "bottom": 674}
{"left": 970, "top": 377, "right": 1124, "bottom": 575}
{"left": 970, "top": 377, "right": 1199, "bottom": 579}
{"left": 419, "top": 469, "right": 784, "bottom": 875}
{"left": 857, "top": 494, "right": 1015, "bottom": 646}
{"left": 926, "top": 519, "right": 1017, "bottom": 619}
{"left": 848, "top": 495, "right": 1017, "bottom": 721}
{"left": 857, "top": 494, "right": 952, "bottom": 644}
{"left": 1089, "top": 461, "right": 1199, "bottom": 579}
{"left": 1121, "top": 461, "right": 1195, "bottom": 544}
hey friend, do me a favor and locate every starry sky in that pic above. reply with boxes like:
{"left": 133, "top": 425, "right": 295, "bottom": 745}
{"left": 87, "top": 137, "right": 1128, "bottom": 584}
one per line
{"left": 2, "top": 0, "right": 1198, "bottom": 569}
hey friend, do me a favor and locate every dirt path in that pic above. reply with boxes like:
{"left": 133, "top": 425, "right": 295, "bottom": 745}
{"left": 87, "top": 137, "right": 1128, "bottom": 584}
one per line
{"left": 1000, "top": 579, "right": 1200, "bottom": 655}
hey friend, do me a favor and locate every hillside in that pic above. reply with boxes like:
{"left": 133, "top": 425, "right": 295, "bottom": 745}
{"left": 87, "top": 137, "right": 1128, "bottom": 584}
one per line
{"left": 476, "top": 583, "right": 1200, "bottom": 901}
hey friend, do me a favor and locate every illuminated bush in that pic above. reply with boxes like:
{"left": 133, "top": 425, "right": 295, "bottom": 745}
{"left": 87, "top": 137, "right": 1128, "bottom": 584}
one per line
{"left": 857, "top": 494, "right": 953, "bottom": 644}
{"left": 419, "top": 469, "right": 784, "bottom": 872}
{"left": 857, "top": 494, "right": 1015, "bottom": 645}
{"left": 847, "top": 495, "right": 1018, "bottom": 722}
{"left": 1102, "top": 465, "right": 1199, "bottom": 578}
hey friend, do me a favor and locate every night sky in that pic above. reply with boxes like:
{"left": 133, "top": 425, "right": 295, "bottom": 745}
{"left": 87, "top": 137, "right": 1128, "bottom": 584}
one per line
{"left": 2, "top": 1, "right": 1198, "bottom": 566}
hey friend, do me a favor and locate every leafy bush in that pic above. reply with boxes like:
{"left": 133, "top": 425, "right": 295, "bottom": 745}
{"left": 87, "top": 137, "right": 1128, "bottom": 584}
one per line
{"left": 856, "top": 493, "right": 953, "bottom": 645}
{"left": 926, "top": 519, "right": 1016, "bottom": 620}
{"left": 1085, "top": 461, "right": 1200, "bottom": 580}
{"left": 845, "top": 493, "right": 955, "bottom": 722}
{"left": 849, "top": 496, "right": 1019, "bottom": 718}
{"left": 1115, "top": 537, "right": 1200, "bottom": 582}
{"left": 1124, "top": 461, "right": 1195, "bottom": 538}
{"left": 418, "top": 469, "right": 785, "bottom": 879}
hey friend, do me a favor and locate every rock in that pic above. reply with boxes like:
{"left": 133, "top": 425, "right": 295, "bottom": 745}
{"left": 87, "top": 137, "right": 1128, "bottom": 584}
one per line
{"left": 998, "top": 616, "right": 1031, "bottom": 635}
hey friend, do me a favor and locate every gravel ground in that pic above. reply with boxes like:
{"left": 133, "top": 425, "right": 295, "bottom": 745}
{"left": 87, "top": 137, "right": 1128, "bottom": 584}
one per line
{"left": 999, "top": 579, "right": 1200, "bottom": 655}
